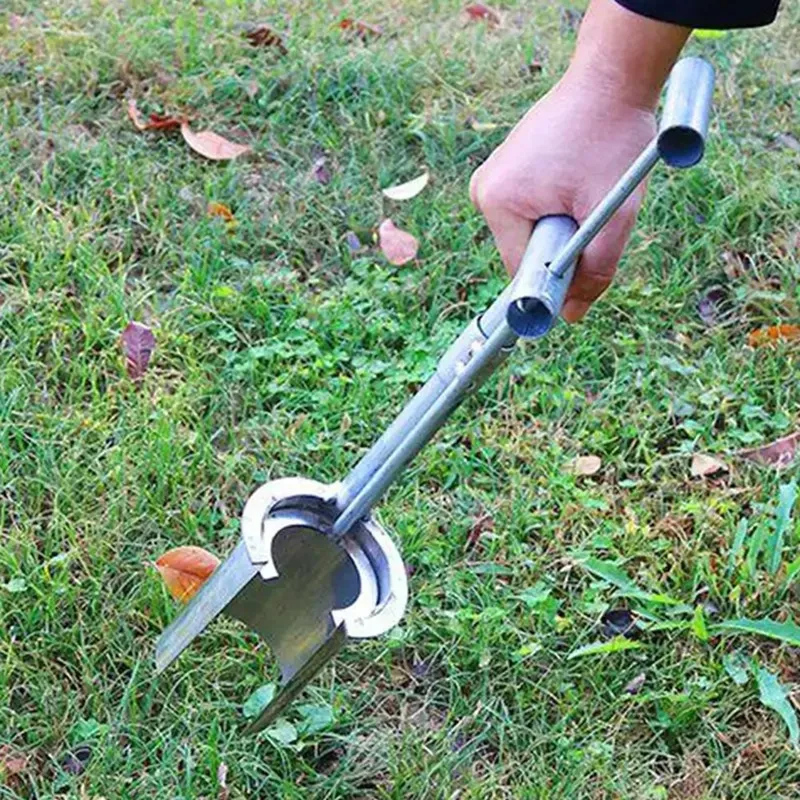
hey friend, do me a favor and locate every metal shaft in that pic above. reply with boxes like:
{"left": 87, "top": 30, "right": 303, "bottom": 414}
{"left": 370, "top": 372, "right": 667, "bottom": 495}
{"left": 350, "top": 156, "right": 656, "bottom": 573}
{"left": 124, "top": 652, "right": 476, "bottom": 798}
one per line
{"left": 332, "top": 320, "right": 517, "bottom": 537}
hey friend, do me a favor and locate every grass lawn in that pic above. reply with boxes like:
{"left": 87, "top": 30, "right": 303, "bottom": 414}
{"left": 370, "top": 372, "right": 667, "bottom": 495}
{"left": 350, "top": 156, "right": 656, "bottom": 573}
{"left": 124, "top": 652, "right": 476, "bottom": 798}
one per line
{"left": 2, "top": 0, "right": 800, "bottom": 797}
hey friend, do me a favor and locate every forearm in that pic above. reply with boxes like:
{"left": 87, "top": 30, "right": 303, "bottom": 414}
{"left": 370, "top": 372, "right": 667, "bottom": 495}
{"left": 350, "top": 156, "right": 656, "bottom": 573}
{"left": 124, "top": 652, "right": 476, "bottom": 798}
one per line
{"left": 566, "top": 0, "right": 690, "bottom": 111}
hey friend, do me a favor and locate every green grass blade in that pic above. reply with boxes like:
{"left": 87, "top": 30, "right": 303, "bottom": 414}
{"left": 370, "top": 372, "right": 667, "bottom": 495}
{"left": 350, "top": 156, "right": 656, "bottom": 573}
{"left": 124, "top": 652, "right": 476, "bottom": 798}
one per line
{"left": 567, "top": 637, "right": 644, "bottom": 660}
{"left": 573, "top": 555, "right": 678, "bottom": 604}
{"left": 727, "top": 517, "right": 749, "bottom": 576}
{"left": 715, "top": 617, "right": 800, "bottom": 647}
{"left": 691, "top": 605, "right": 709, "bottom": 642}
{"left": 766, "top": 481, "right": 798, "bottom": 575}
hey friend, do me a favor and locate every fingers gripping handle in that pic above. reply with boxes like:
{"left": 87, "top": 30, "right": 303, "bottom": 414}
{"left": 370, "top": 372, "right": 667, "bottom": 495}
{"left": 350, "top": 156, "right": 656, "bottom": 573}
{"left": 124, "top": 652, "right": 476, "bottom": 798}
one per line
{"left": 505, "top": 215, "right": 579, "bottom": 339}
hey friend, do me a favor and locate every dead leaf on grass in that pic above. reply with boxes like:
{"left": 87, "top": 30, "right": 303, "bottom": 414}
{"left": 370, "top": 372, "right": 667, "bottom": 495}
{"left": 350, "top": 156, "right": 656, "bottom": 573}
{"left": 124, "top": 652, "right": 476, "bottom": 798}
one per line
{"left": 747, "top": 324, "right": 800, "bottom": 348}
{"left": 738, "top": 432, "right": 800, "bottom": 469}
{"left": 243, "top": 23, "right": 287, "bottom": 54}
{"left": 691, "top": 453, "right": 730, "bottom": 478}
{"left": 721, "top": 249, "right": 749, "bottom": 281}
{"left": 217, "top": 762, "right": 230, "bottom": 800}
{"left": 0, "top": 745, "right": 29, "bottom": 785}
{"left": 127, "top": 99, "right": 183, "bottom": 132}
{"left": 378, "top": 219, "right": 418, "bottom": 265}
{"left": 465, "top": 513, "right": 495, "bottom": 552}
{"left": 466, "top": 116, "right": 500, "bottom": 132}
{"left": 568, "top": 455, "right": 602, "bottom": 476}
{"left": 311, "top": 156, "right": 332, "bottom": 185}
{"left": 464, "top": 4, "right": 501, "bottom": 25}
{"left": 181, "top": 123, "right": 251, "bottom": 161}
{"left": 382, "top": 171, "right": 429, "bottom": 201}
{"left": 156, "top": 545, "right": 220, "bottom": 602}
{"left": 207, "top": 201, "right": 235, "bottom": 222}
{"left": 120, "top": 321, "right": 156, "bottom": 381}
{"left": 623, "top": 672, "right": 646, "bottom": 695}
{"left": 338, "top": 18, "right": 383, "bottom": 39}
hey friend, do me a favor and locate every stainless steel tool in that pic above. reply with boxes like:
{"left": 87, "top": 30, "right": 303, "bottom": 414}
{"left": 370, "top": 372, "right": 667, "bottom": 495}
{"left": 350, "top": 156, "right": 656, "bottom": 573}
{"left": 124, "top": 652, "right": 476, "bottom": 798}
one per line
{"left": 156, "top": 57, "right": 715, "bottom": 733}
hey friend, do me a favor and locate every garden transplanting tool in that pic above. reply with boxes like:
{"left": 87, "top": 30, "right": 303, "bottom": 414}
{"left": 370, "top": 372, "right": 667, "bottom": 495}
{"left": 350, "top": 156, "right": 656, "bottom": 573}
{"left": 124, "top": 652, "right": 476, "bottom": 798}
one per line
{"left": 156, "top": 58, "right": 715, "bottom": 733}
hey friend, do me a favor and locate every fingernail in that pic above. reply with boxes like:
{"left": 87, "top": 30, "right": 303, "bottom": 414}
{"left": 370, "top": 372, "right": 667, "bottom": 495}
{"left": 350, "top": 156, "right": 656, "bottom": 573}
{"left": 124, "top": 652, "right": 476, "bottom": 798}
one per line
{"left": 562, "top": 300, "right": 590, "bottom": 323}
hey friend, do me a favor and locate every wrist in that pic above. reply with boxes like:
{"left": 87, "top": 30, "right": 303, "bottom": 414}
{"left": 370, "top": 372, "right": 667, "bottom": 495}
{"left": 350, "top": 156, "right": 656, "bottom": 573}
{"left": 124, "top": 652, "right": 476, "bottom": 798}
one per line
{"left": 566, "top": 0, "right": 690, "bottom": 112}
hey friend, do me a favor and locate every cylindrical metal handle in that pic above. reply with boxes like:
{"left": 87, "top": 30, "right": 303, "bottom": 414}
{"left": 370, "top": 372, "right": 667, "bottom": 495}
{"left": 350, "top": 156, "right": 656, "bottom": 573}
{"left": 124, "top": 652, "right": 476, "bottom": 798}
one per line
{"left": 658, "top": 57, "right": 715, "bottom": 168}
{"left": 506, "top": 215, "right": 579, "bottom": 338}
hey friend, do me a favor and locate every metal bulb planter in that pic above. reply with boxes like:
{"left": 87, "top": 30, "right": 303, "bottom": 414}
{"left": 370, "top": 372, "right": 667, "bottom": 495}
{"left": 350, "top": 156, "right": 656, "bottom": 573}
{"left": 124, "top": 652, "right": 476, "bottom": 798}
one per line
{"left": 155, "top": 58, "right": 716, "bottom": 733}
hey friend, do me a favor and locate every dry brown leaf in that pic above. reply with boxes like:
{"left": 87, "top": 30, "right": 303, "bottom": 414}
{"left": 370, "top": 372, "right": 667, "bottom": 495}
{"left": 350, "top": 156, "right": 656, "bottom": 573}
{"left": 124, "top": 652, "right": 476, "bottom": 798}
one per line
{"left": 569, "top": 455, "right": 602, "bottom": 476}
{"left": 127, "top": 99, "right": 184, "bottom": 132}
{"left": 465, "top": 513, "right": 495, "bottom": 552}
{"left": 311, "top": 156, "right": 332, "bottom": 185}
{"left": 156, "top": 546, "right": 220, "bottom": 602}
{"left": 243, "top": 24, "right": 287, "bottom": 54}
{"left": 0, "top": 745, "right": 29, "bottom": 785}
{"left": 120, "top": 321, "right": 156, "bottom": 381}
{"left": 738, "top": 432, "right": 800, "bottom": 469}
{"left": 747, "top": 324, "right": 800, "bottom": 348}
{"left": 378, "top": 219, "right": 418, "bottom": 265}
{"left": 690, "top": 453, "right": 730, "bottom": 478}
{"left": 338, "top": 18, "right": 383, "bottom": 39}
{"left": 181, "top": 123, "right": 251, "bottom": 161}
{"left": 623, "top": 672, "right": 647, "bottom": 695}
{"left": 382, "top": 172, "right": 429, "bottom": 201}
{"left": 466, "top": 116, "right": 500, "bottom": 132}
{"left": 464, "top": 3, "right": 501, "bottom": 25}
{"left": 127, "top": 98, "right": 148, "bottom": 132}
{"left": 207, "top": 201, "right": 235, "bottom": 222}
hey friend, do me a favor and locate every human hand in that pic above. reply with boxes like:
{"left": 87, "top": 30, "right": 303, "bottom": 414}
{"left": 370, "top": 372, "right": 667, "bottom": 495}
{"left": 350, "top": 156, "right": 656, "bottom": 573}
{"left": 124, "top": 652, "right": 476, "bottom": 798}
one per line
{"left": 469, "top": 0, "right": 689, "bottom": 322}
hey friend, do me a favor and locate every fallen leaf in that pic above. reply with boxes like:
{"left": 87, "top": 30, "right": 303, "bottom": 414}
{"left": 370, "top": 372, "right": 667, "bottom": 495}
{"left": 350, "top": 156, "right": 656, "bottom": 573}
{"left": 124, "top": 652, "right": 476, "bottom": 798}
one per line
{"left": 623, "top": 672, "right": 646, "bottom": 695}
{"left": 311, "top": 156, "right": 331, "bottom": 185}
{"left": 0, "top": 745, "right": 29, "bottom": 784}
{"left": 181, "top": 123, "right": 251, "bottom": 161}
{"left": 378, "top": 219, "right": 418, "bottom": 265}
{"left": 207, "top": 201, "right": 235, "bottom": 222}
{"left": 697, "top": 287, "right": 726, "bottom": 327}
{"left": 776, "top": 133, "right": 800, "bottom": 154}
{"left": 120, "top": 322, "right": 156, "bottom": 381}
{"left": 382, "top": 171, "right": 429, "bottom": 201}
{"left": 747, "top": 324, "right": 800, "bottom": 348}
{"left": 465, "top": 513, "right": 494, "bottom": 552}
{"left": 243, "top": 23, "right": 287, "bottom": 54}
{"left": 344, "top": 231, "right": 363, "bottom": 252}
{"left": 217, "top": 762, "right": 230, "bottom": 800}
{"left": 691, "top": 453, "right": 730, "bottom": 478}
{"left": 145, "top": 112, "right": 183, "bottom": 131}
{"left": 155, "top": 545, "right": 220, "bottom": 602}
{"left": 467, "top": 116, "right": 500, "bottom": 132}
{"left": 127, "top": 99, "right": 148, "bottom": 132}
{"left": 243, "top": 683, "right": 276, "bottom": 718}
{"left": 9, "top": 14, "right": 27, "bottom": 30}
{"left": 60, "top": 745, "right": 92, "bottom": 776}
{"left": 338, "top": 18, "right": 383, "bottom": 39}
{"left": 568, "top": 455, "right": 602, "bottom": 476}
{"left": 738, "top": 432, "right": 800, "bottom": 468}
{"left": 464, "top": 3, "right": 501, "bottom": 24}
{"left": 127, "top": 99, "right": 183, "bottom": 132}
{"left": 721, "top": 249, "right": 749, "bottom": 281}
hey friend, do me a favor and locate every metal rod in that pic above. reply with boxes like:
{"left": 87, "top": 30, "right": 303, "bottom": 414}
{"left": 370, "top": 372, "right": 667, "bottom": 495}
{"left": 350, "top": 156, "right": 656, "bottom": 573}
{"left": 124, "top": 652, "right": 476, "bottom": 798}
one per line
{"left": 550, "top": 139, "right": 661, "bottom": 279}
{"left": 332, "top": 321, "right": 516, "bottom": 538}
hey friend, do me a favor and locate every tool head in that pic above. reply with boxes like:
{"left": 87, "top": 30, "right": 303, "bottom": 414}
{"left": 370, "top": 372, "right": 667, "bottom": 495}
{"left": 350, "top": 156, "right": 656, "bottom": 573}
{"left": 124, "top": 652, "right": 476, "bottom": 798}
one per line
{"left": 155, "top": 477, "right": 407, "bottom": 731}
